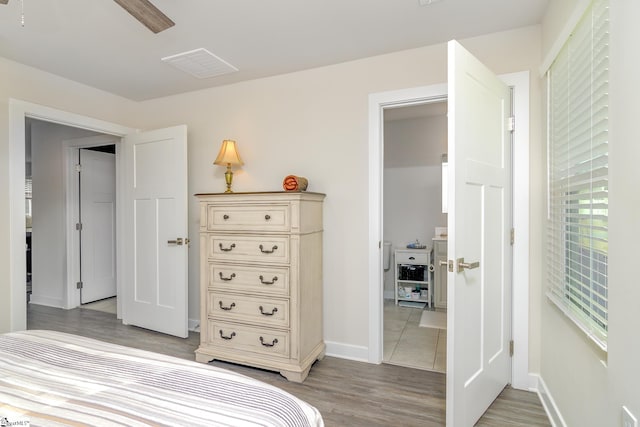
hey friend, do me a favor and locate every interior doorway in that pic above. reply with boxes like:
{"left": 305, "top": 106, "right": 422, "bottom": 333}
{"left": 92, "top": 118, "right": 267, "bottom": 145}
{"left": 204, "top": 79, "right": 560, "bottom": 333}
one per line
{"left": 26, "top": 118, "right": 119, "bottom": 313}
{"left": 381, "top": 100, "right": 448, "bottom": 373}
{"left": 368, "top": 72, "right": 532, "bottom": 392}
{"left": 9, "top": 99, "right": 135, "bottom": 332}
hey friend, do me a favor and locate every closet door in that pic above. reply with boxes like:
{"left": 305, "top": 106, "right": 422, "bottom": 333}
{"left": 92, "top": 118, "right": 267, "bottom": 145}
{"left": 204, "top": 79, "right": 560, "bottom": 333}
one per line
{"left": 79, "top": 148, "right": 116, "bottom": 304}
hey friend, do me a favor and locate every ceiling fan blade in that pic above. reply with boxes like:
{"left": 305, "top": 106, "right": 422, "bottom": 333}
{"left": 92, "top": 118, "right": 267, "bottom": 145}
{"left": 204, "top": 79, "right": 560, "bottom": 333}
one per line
{"left": 113, "top": 0, "right": 174, "bottom": 34}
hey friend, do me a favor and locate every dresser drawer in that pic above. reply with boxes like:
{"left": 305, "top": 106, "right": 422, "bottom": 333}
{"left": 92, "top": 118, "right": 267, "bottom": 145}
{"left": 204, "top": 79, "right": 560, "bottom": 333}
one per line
{"left": 208, "top": 235, "right": 289, "bottom": 264}
{"left": 395, "top": 250, "right": 430, "bottom": 265}
{"left": 206, "top": 204, "right": 290, "bottom": 232}
{"left": 209, "top": 263, "right": 289, "bottom": 296}
{"left": 209, "top": 292, "right": 289, "bottom": 328}
{"left": 209, "top": 321, "right": 290, "bottom": 358}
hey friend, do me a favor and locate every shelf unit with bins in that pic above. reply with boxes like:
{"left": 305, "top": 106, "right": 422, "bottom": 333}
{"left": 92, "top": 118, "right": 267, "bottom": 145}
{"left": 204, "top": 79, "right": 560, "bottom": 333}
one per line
{"left": 394, "top": 248, "right": 431, "bottom": 307}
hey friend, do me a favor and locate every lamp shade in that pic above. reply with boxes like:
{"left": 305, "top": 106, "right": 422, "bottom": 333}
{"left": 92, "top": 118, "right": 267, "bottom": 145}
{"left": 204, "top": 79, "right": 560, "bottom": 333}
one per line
{"left": 214, "top": 140, "right": 244, "bottom": 166}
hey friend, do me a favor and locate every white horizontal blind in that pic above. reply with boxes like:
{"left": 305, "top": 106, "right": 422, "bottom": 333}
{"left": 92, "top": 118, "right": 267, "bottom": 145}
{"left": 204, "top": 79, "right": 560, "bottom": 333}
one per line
{"left": 25, "top": 178, "right": 33, "bottom": 217}
{"left": 547, "top": 0, "right": 609, "bottom": 350}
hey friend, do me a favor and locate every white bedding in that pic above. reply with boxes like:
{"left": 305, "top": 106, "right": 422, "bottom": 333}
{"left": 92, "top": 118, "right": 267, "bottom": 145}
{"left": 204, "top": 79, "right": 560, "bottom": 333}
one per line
{"left": 0, "top": 330, "right": 323, "bottom": 427}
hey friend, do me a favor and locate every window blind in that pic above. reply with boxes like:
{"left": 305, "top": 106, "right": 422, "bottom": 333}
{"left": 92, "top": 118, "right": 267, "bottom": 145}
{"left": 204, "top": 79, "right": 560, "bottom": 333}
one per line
{"left": 547, "top": 0, "right": 609, "bottom": 350}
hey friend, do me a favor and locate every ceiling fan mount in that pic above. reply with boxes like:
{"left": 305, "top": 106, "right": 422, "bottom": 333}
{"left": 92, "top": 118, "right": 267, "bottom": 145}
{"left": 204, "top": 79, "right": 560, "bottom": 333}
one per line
{"left": 0, "top": 0, "right": 175, "bottom": 34}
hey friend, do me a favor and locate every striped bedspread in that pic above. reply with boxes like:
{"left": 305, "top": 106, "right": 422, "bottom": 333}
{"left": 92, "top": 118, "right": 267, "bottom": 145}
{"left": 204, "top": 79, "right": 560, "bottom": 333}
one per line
{"left": 0, "top": 330, "right": 323, "bottom": 427}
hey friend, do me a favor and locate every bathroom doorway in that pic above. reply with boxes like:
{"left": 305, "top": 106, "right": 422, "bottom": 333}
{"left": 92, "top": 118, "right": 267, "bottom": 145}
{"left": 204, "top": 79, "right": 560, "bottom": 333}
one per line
{"left": 382, "top": 100, "right": 448, "bottom": 373}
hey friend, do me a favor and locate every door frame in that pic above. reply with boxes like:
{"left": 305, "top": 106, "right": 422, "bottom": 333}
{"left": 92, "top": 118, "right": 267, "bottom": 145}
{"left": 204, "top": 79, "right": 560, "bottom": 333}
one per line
{"left": 8, "top": 99, "right": 135, "bottom": 331}
{"left": 367, "top": 71, "right": 532, "bottom": 390}
{"left": 64, "top": 136, "right": 120, "bottom": 310}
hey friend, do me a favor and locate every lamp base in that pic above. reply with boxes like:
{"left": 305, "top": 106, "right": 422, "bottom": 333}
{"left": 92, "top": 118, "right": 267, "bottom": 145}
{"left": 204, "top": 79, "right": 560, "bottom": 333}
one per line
{"left": 224, "top": 165, "right": 234, "bottom": 193}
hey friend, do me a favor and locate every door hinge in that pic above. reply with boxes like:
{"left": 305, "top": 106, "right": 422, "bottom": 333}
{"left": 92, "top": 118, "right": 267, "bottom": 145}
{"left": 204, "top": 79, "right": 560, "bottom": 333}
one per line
{"left": 76, "top": 223, "right": 83, "bottom": 231}
{"left": 509, "top": 340, "right": 514, "bottom": 357}
{"left": 76, "top": 281, "right": 83, "bottom": 289}
{"left": 75, "top": 163, "right": 82, "bottom": 172}
{"left": 448, "top": 260, "right": 454, "bottom": 273}
{"left": 510, "top": 228, "right": 515, "bottom": 245}
{"left": 508, "top": 116, "right": 515, "bottom": 132}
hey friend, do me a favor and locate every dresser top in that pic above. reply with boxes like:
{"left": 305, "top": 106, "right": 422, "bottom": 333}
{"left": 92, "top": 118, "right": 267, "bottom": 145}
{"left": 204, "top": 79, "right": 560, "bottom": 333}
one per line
{"left": 195, "top": 191, "right": 325, "bottom": 196}
{"left": 195, "top": 191, "right": 326, "bottom": 202}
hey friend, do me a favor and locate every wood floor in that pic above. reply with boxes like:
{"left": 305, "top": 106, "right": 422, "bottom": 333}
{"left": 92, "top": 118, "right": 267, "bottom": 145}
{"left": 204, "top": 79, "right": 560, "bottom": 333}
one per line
{"left": 27, "top": 304, "right": 550, "bottom": 427}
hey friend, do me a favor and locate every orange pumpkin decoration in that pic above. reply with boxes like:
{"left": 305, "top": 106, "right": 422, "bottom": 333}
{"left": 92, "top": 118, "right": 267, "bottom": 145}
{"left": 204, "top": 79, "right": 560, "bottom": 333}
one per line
{"left": 283, "top": 175, "right": 308, "bottom": 192}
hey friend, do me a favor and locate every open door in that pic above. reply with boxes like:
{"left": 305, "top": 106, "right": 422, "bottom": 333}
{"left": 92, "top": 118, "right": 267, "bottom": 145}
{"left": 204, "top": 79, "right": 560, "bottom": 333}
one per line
{"left": 121, "top": 125, "right": 189, "bottom": 338}
{"left": 79, "top": 148, "right": 117, "bottom": 304}
{"left": 446, "top": 41, "right": 512, "bottom": 426}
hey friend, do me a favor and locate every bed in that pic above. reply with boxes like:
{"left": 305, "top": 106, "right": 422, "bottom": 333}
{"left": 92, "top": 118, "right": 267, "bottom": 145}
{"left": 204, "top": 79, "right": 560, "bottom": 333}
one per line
{"left": 0, "top": 330, "right": 323, "bottom": 427}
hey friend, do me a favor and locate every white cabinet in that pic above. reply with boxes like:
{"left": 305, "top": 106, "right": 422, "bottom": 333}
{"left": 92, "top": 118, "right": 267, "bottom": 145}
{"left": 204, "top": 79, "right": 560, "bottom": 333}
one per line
{"left": 433, "top": 239, "right": 448, "bottom": 309}
{"left": 394, "top": 248, "right": 431, "bottom": 307}
{"left": 195, "top": 192, "right": 325, "bottom": 382}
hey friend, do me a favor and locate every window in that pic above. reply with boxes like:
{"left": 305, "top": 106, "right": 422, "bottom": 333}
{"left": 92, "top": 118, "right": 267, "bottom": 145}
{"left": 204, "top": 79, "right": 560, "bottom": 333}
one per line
{"left": 547, "top": 0, "right": 609, "bottom": 350}
{"left": 25, "top": 177, "right": 33, "bottom": 222}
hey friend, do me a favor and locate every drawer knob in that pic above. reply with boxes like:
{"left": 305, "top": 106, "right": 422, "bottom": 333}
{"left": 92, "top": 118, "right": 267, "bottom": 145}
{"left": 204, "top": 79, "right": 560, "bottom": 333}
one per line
{"left": 259, "top": 244, "right": 278, "bottom": 254}
{"left": 219, "top": 330, "right": 236, "bottom": 340}
{"left": 409, "top": 256, "right": 415, "bottom": 260}
{"left": 259, "top": 275, "right": 278, "bottom": 285}
{"left": 223, "top": 214, "right": 229, "bottom": 220}
{"left": 265, "top": 214, "right": 271, "bottom": 220}
{"left": 219, "top": 272, "right": 236, "bottom": 281}
{"left": 218, "top": 301, "right": 236, "bottom": 311}
{"left": 259, "top": 336, "right": 279, "bottom": 347}
{"left": 219, "top": 243, "right": 236, "bottom": 252}
{"left": 259, "top": 306, "right": 278, "bottom": 316}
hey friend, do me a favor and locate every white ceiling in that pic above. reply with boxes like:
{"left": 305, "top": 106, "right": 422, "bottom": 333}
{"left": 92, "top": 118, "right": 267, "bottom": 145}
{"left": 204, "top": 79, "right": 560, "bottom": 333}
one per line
{"left": 0, "top": 0, "right": 549, "bottom": 101}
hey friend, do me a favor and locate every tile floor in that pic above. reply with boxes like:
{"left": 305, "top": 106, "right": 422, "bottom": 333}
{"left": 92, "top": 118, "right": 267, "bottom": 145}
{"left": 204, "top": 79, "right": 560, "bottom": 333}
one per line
{"left": 81, "top": 296, "right": 117, "bottom": 314}
{"left": 383, "top": 299, "right": 446, "bottom": 373}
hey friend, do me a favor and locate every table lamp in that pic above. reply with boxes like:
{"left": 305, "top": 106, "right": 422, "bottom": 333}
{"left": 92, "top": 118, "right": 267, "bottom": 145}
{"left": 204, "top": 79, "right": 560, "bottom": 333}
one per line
{"left": 214, "top": 139, "right": 243, "bottom": 193}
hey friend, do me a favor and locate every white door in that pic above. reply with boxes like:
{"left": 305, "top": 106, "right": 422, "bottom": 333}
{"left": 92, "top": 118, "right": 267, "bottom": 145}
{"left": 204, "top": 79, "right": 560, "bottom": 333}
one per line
{"left": 79, "top": 148, "right": 117, "bottom": 304}
{"left": 446, "top": 40, "right": 512, "bottom": 426}
{"left": 122, "top": 125, "right": 189, "bottom": 338}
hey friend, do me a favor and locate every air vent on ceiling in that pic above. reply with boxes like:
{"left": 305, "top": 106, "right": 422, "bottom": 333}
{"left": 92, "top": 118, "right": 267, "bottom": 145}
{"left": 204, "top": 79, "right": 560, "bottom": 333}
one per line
{"left": 161, "top": 48, "right": 238, "bottom": 79}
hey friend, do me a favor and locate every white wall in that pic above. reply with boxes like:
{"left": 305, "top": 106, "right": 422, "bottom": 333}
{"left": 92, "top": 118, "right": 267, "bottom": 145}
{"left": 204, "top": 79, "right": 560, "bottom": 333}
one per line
{"left": 537, "top": 1, "right": 640, "bottom": 425}
{"left": 384, "top": 114, "right": 447, "bottom": 168}
{"left": 383, "top": 166, "right": 444, "bottom": 252}
{"left": 134, "top": 25, "right": 542, "bottom": 358}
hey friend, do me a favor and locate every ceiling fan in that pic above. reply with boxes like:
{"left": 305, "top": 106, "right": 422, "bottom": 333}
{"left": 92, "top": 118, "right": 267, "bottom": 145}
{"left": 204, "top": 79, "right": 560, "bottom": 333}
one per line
{"left": 0, "top": 0, "right": 175, "bottom": 33}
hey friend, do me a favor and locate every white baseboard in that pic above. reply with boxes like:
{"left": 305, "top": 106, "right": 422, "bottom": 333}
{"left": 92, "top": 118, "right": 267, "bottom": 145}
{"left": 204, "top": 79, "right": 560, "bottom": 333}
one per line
{"left": 29, "top": 294, "right": 64, "bottom": 309}
{"left": 533, "top": 374, "right": 567, "bottom": 427}
{"left": 325, "top": 340, "right": 369, "bottom": 362}
{"left": 188, "top": 318, "right": 200, "bottom": 332}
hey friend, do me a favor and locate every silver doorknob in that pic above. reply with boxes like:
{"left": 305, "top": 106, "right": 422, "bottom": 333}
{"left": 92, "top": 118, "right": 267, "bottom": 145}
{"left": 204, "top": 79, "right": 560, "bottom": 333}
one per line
{"left": 457, "top": 257, "right": 479, "bottom": 273}
{"left": 167, "top": 238, "right": 183, "bottom": 246}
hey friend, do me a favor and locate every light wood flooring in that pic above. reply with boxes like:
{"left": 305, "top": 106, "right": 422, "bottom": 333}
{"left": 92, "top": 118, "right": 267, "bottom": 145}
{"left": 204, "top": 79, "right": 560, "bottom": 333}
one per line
{"left": 27, "top": 304, "right": 550, "bottom": 427}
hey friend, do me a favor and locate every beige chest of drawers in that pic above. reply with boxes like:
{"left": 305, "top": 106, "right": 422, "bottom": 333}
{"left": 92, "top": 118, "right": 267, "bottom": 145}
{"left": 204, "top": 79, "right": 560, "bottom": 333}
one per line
{"left": 194, "top": 191, "right": 325, "bottom": 382}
